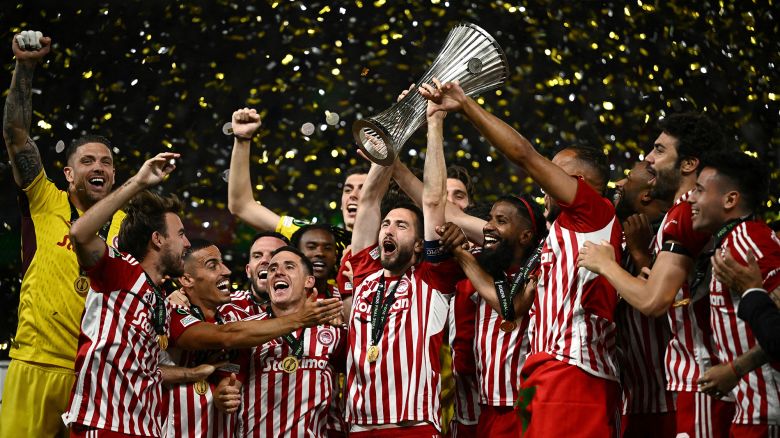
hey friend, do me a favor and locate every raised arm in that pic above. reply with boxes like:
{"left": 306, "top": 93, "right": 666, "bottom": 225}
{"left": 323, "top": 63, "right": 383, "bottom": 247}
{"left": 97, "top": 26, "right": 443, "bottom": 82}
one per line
{"left": 419, "top": 80, "right": 448, "bottom": 241}
{"left": 3, "top": 31, "right": 51, "bottom": 188}
{"left": 419, "top": 80, "right": 578, "bottom": 205}
{"left": 350, "top": 161, "right": 393, "bottom": 254}
{"left": 70, "top": 152, "right": 179, "bottom": 269}
{"left": 226, "top": 108, "right": 283, "bottom": 231}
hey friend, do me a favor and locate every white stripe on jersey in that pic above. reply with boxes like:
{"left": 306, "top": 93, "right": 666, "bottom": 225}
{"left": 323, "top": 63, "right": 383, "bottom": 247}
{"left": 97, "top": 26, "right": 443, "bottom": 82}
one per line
{"left": 474, "top": 290, "right": 530, "bottom": 406}
{"left": 346, "top": 269, "right": 450, "bottom": 430}
{"left": 616, "top": 302, "right": 674, "bottom": 414}
{"left": 533, "top": 216, "right": 620, "bottom": 380}
{"left": 654, "top": 194, "right": 718, "bottom": 392}
{"left": 447, "top": 295, "right": 480, "bottom": 424}
{"left": 709, "top": 222, "right": 780, "bottom": 425}
{"left": 240, "top": 314, "right": 345, "bottom": 437}
{"left": 63, "top": 250, "right": 167, "bottom": 437}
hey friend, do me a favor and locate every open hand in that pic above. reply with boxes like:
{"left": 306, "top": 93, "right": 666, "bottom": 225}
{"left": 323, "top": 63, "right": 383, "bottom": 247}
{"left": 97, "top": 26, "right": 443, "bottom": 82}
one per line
{"left": 577, "top": 240, "right": 617, "bottom": 274}
{"left": 296, "top": 292, "right": 343, "bottom": 327}
{"left": 418, "top": 77, "right": 466, "bottom": 116}
{"left": 711, "top": 249, "right": 763, "bottom": 295}
{"left": 134, "top": 152, "right": 179, "bottom": 188}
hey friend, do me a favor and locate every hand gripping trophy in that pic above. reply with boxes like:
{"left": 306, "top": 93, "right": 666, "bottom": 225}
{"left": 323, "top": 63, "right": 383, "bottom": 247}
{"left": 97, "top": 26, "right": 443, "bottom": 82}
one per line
{"left": 352, "top": 22, "right": 509, "bottom": 165}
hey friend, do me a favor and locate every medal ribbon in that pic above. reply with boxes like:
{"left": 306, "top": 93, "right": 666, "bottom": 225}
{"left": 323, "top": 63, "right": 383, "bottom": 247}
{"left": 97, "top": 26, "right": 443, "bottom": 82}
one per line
{"left": 268, "top": 308, "right": 305, "bottom": 359}
{"left": 690, "top": 215, "right": 751, "bottom": 292}
{"left": 493, "top": 243, "right": 543, "bottom": 321}
{"left": 370, "top": 275, "right": 401, "bottom": 346}
{"left": 143, "top": 273, "right": 168, "bottom": 338}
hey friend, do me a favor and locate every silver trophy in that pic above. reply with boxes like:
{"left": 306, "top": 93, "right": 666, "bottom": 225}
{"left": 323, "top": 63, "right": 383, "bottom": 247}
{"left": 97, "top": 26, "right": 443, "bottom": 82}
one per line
{"left": 352, "top": 22, "right": 509, "bottom": 165}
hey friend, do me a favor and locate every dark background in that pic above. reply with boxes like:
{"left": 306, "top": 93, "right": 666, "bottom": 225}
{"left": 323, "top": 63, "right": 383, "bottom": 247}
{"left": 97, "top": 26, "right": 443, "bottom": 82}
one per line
{"left": 1, "top": 1, "right": 778, "bottom": 357}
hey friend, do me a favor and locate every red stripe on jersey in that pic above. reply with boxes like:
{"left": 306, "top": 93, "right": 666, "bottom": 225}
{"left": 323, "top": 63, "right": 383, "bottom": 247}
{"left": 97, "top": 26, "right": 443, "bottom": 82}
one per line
{"left": 709, "top": 221, "right": 780, "bottom": 425}
{"left": 449, "top": 281, "right": 480, "bottom": 424}
{"left": 615, "top": 301, "right": 674, "bottom": 414}
{"left": 345, "top": 245, "right": 462, "bottom": 431}
{"left": 62, "top": 247, "right": 168, "bottom": 437}
{"left": 531, "top": 179, "right": 622, "bottom": 380}
{"left": 163, "top": 302, "right": 250, "bottom": 437}
{"left": 654, "top": 193, "right": 719, "bottom": 392}
{"left": 468, "top": 274, "right": 530, "bottom": 406}
{"left": 240, "top": 313, "right": 346, "bottom": 437}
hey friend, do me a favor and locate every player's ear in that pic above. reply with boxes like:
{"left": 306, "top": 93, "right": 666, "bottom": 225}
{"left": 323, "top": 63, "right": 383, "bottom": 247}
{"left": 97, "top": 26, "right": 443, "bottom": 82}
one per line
{"left": 305, "top": 275, "right": 316, "bottom": 289}
{"left": 63, "top": 166, "right": 74, "bottom": 183}
{"left": 179, "top": 273, "right": 194, "bottom": 288}
{"left": 680, "top": 156, "right": 700, "bottom": 175}
{"left": 723, "top": 190, "right": 739, "bottom": 211}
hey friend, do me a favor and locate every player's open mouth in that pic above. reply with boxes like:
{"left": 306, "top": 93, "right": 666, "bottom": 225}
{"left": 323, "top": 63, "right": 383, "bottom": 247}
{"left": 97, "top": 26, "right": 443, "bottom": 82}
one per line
{"left": 346, "top": 204, "right": 358, "bottom": 215}
{"left": 273, "top": 279, "right": 290, "bottom": 293}
{"left": 483, "top": 235, "right": 499, "bottom": 248}
{"left": 312, "top": 260, "right": 326, "bottom": 272}
{"left": 258, "top": 269, "right": 268, "bottom": 280}
{"left": 88, "top": 176, "right": 106, "bottom": 188}
{"left": 691, "top": 208, "right": 699, "bottom": 218}
{"left": 645, "top": 165, "right": 657, "bottom": 185}
{"left": 382, "top": 240, "right": 397, "bottom": 256}
{"left": 217, "top": 279, "right": 230, "bottom": 294}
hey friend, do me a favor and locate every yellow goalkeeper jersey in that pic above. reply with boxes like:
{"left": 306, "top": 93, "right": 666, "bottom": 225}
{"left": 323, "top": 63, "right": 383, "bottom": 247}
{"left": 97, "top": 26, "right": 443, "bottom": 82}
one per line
{"left": 11, "top": 170, "right": 125, "bottom": 369}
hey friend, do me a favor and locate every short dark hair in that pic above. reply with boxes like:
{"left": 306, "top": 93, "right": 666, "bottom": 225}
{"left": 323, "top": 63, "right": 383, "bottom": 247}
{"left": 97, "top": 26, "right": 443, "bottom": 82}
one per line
{"left": 700, "top": 150, "right": 768, "bottom": 214}
{"left": 384, "top": 201, "right": 424, "bottom": 240}
{"left": 345, "top": 164, "right": 370, "bottom": 178}
{"left": 65, "top": 135, "right": 113, "bottom": 164}
{"left": 447, "top": 165, "right": 474, "bottom": 202}
{"left": 496, "top": 194, "right": 548, "bottom": 244}
{"left": 184, "top": 238, "right": 215, "bottom": 262}
{"left": 271, "top": 245, "right": 314, "bottom": 276}
{"left": 657, "top": 112, "right": 726, "bottom": 164}
{"left": 118, "top": 191, "right": 184, "bottom": 261}
{"left": 250, "top": 231, "right": 290, "bottom": 247}
{"left": 566, "top": 145, "right": 610, "bottom": 194}
{"left": 290, "top": 223, "right": 351, "bottom": 260}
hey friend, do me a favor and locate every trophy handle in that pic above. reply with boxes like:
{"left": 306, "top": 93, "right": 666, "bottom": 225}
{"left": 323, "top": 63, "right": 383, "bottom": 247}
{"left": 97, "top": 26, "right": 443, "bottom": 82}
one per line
{"left": 352, "top": 119, "right": 396, "bottom": 166}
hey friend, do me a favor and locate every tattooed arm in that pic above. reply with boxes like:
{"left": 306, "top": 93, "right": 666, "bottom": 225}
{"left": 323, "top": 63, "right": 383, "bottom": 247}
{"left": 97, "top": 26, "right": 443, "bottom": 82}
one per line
{"left": 3, "top": 31, "right": 51, "bottom": 188}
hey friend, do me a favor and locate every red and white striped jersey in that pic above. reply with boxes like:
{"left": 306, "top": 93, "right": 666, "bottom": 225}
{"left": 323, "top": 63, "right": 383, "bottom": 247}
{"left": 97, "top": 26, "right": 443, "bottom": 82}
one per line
{"left": 654, "top": 192, "right": 718, "bottom": 392}
{"left": 62, "top": 246, "right": 169, "bottom": 437}
{"left": 616, "top": 301, "right": 675, "bottom": 414}
{"left": 230, "top": 289, "right": 264, "bottom": 317}
{"left": 449, "top": 279, "right": 480, "bottom": 424}
{"left": 337, "top": 253, "right": 354, "bottom": 298}
{"left": 162, "top": 302, "right": 251, "bottom": 438}
{"left": 239, "top": 312, "right": 346, "bottom": 438}
{"left": 531, "top": 178, "right": 622, "bottom": 380}
{"left": 345, "top": 244, "right": 463, "bottom": 431}
{"left": 469, "top": 271, "right": 530, "bottom": 406}
{"left": 709, "top": 220, "right": 780, "bottom": 425}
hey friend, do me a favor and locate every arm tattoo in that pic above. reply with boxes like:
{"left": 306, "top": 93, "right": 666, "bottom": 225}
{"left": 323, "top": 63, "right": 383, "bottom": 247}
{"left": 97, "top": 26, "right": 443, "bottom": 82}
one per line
{"left": 3, "top": 62, "right": 34, "bottom": 147}
{"left": 13, "top": 137, "right": 43, "bottom": 187}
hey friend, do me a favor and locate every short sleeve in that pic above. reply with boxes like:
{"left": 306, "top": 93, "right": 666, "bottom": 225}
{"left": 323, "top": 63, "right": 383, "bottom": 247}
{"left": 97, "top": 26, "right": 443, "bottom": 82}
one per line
{"left": 660, "top": 201, "right": 710, "bottom": 257}
{"left": 168, "top": 305, "right": 205, "bottom": 344}
{"left": 349, "top": 245, "right": 383, "bottom": 289}
{"left": 555, "top": 177, "right": 616, "bottom": 233}
{"left": 276, "top": 215, "right": 308, "bottom": 239}
{"left": 727, "top": 223, "right": 780, "bottom": 294}
{"left": 417, "top": 258, "right": 464, "bottom": 296}
{"left": 336, "top": 254, "right": 354, "bottom": 298}
{"left": 20, "top": 170, "right": 59, "bottom": 214}
{"left": 85, "top": 246, "right": 138, "bottom": 293}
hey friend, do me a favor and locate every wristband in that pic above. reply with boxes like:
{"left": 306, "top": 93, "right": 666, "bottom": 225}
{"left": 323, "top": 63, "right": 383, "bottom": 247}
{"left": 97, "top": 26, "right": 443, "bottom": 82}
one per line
{"left": 234, "top": 134, "right": 253, "bottom": 141}
{"left": 424, "top": 239, "right": 450, "bottom": 263}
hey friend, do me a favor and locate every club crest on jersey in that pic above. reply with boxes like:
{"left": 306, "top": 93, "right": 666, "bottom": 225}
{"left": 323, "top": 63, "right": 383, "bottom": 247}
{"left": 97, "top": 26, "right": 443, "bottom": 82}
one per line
{"left": 394, "top": 279, "right": 410, "bottom": 297}
{"left": 317, "top": 328, "right": 335, "bottom": 346}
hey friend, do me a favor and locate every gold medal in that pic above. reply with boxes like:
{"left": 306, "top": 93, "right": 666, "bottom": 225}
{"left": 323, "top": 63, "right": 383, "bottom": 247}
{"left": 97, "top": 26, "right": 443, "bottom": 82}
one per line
{"left": 157, "top": 335, "right": 168, "bottom": 351}
{"left": 499, "top": 320, "right": 517, "bottom": 332}
{"left": 281, "top": 356, "right": 299, "bottom": 373}
{"left": 193, "top": 380, "right": 208, "bottom": 395}
{"left": 74, "top": 275, "right": 90, "bottom": 295}
{"left": 367, "top": 345, "right": 380, "bottom": 363}
{"left": 672, "top": 298, "right": 691, "bottom": 308}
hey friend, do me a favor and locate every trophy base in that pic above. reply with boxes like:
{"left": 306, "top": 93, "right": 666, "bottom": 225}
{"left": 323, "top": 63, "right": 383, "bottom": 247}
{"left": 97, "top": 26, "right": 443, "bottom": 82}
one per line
{"left": 352, "top": 119, "right": 397, "bottom": 166}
